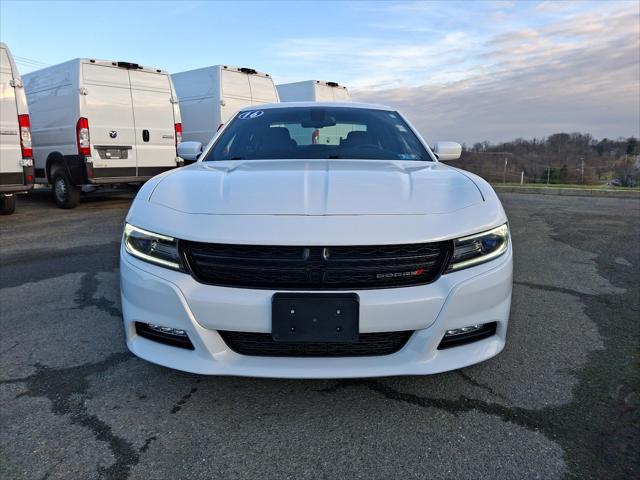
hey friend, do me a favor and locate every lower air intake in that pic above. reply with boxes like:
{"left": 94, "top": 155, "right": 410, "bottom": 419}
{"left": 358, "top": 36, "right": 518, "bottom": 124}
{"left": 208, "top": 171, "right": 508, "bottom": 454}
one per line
{"left": 437, "top": 322, "right": 497, "bottom": 349}
{"left": 135, "top": 322, "right": 194, "bottom": 350}
{"left": 219, "top": 330, "right": 413, "bottom": 357}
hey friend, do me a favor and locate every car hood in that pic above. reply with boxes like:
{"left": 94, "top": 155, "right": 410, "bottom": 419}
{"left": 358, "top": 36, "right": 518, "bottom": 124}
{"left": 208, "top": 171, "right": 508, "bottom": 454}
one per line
{"left": 149, "top": 159, "right": 483, "bottom": 215}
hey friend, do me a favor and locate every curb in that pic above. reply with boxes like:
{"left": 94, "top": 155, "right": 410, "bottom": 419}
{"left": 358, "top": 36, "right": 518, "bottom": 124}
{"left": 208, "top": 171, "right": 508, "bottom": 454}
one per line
{"left": 493, "top": 185, "right": 640, "bottom": 199}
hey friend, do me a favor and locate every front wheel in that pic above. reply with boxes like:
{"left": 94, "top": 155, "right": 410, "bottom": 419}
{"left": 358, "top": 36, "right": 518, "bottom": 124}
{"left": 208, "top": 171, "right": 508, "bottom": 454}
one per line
{"left": 0, "top": 195, "right": 16, "bottom": 215}
{"left": 51, "top": 166, "right": 81, "bottom": 209}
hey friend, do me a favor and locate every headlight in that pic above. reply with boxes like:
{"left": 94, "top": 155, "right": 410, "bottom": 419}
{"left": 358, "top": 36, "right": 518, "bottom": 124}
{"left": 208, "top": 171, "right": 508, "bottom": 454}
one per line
{"left": 447, "top": 224, "right": 509, "bottom": 271}
{"left": 123, "top": 223, "right": 183, "bottom": 270}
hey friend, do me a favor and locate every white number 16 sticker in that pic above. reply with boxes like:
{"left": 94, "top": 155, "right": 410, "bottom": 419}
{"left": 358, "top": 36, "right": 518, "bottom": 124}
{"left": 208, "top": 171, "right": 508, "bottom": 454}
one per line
{"left": 238, "top": 111, "right": 264, "bottom": 119}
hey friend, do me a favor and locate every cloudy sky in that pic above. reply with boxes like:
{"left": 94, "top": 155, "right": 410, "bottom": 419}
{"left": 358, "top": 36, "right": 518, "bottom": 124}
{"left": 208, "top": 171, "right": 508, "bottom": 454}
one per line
{"left": 1, "top": 0, "right": 638, "bottom": 144}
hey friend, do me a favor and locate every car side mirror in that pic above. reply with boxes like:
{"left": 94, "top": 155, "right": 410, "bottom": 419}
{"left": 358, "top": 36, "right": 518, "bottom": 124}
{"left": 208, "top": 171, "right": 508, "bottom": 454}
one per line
{"left": 433, "top": 141, "right": 462, "bottom": 161}
{"left": 177, "top": 141, "right": 203, "bottom": 162}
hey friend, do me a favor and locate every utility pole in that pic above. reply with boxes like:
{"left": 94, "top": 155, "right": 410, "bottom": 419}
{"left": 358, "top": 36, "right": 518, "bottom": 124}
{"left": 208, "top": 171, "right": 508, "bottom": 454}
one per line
{"left": 520, "top": 171, "right": 524, "bottom": 185}
{"left": 547, "top": 166, "right": 551, "bottom": 185}
{"left": 580, "top": 157, "right": 584, "bottom": 184}
{"left": 503, "top": 157, "right": 507, "bottom": 184}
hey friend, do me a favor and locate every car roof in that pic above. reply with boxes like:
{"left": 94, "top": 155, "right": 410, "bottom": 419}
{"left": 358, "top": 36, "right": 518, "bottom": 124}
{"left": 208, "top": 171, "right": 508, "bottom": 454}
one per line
{"left": 238, "top": 101, "right": 394, "bottom": 112}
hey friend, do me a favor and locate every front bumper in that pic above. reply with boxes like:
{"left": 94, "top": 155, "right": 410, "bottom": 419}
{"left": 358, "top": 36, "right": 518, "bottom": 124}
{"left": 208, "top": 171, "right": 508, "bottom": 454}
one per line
{"left": 120, "top": 244, "right": 513, "bottom": 378}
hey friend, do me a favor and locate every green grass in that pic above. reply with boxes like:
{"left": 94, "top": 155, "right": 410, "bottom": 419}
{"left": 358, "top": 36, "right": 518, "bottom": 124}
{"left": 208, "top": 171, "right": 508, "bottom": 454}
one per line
{"left": 493, "top": 182, "right": 640, "bottom": 192}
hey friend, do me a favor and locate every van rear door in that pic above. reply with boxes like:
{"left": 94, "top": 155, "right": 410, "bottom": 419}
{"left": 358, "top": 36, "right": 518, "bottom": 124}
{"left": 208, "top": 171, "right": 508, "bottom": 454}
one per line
{"left": 248, "top": 75, "right": 278, "bottom": 103}
{"left": 128, "top": 70, "right": 177, "bottom": 177}
{"left": 315, "top": 84, "right": 349, "bottom": 102}
{"left": 332, "top": 86, "right": 350, "bottom": 101}
{"left": 0, "top": 46, "right": 22, "bottom": 181}
{"left": 220, "top": 69, "right": 277, "bottom": 123}
{"left": 314, "top": 84, "right": 335, "bottom": 102}
{"left": 220, "top": 69, "right": 252, "bottom": 123}
{"left": 82, "top": 63, "right": 137, "bottom": 178}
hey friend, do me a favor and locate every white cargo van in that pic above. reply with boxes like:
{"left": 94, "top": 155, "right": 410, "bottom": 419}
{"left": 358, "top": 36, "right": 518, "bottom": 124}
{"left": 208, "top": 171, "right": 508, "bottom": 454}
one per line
{"left": 24, "top": 59, "right": 183, "bottom": 208}
{"left": 277, "top": 80, "right": 351, "bottom": 102}
{"left": 0, "top": 43, "right": 34, "bottom": 215}
{"left": 276, "top": 81, "right": 355, "bottom": 146}
{"left": 172, "top": 65, "right": 278, "bottom": 148}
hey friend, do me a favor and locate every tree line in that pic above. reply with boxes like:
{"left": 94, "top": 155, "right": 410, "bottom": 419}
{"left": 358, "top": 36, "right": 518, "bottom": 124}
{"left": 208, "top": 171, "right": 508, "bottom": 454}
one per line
{"left": 447, "top": 133, "right": 639, "bottom": 186}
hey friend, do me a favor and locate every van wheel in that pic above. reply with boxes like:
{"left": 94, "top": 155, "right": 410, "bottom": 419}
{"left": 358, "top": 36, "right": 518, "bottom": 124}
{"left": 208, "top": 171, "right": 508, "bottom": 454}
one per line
{"left": 51, "top": 167, "right": 81, "bottom": 209}
{"left": 0, "top": 195, "right": 16, "bottom": 215}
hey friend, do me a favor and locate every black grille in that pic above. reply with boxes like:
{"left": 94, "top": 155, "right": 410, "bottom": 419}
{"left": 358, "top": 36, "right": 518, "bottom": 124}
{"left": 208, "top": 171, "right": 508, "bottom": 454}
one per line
{"left": 182, "top": 242, "right": 451, "bottom": 289}
{"left": 219, "top": 330, "right": 413, "bottom": 357}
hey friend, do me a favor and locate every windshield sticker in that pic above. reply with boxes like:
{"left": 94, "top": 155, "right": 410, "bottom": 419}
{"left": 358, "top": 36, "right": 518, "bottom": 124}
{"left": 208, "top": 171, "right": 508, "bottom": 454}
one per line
{"left": 395, "top": 124, "right": 407, "bottom": 132}
{"left": 238, "top": 110, "right": 264, "bottom": 119}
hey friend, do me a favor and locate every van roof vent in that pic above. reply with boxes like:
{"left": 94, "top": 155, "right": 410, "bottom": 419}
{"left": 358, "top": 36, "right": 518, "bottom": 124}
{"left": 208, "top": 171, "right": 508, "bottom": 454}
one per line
{"left": 239, "top": 67, "right": 257, "bottom": 74}
{"left": 327, "top": 81, "right": 340, "bottom": 87}
{"left": 117, "top": 61, "right": 141, "bottom": 69}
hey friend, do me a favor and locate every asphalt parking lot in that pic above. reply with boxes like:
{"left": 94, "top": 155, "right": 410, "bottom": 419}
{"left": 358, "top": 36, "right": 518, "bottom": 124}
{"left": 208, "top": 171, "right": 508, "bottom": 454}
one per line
{"left": 1, "top": 189, "right": 638, "bottom": 480}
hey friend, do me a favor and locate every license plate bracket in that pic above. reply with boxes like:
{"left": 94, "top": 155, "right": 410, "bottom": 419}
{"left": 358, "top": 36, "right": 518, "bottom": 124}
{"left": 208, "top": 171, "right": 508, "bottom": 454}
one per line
{"left": 272, "top": 293, "right": 359, "bottom": 343}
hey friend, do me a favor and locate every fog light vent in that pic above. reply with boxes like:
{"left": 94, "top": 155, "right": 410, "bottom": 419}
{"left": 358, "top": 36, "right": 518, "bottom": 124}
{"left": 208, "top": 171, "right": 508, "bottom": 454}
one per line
{"left": 135, "top": 322, "right": 194, "bottom": 350}
{"left": 438, "top": 322, "right": 497, "bottom": 349}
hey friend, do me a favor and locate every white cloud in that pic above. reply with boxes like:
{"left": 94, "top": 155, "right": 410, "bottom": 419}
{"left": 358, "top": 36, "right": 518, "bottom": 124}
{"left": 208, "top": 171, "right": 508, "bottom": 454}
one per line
{"left": 271, "top": 30, "right": 482, "bottom": 89}
{"left": 348, "top": 3, "right": 640, "bottom": 143}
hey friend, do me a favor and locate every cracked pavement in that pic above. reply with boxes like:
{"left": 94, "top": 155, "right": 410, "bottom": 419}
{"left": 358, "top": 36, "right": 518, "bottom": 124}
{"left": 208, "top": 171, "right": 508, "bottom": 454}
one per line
{"left": 0, "top": 190, "right": 638, "bottom": 479}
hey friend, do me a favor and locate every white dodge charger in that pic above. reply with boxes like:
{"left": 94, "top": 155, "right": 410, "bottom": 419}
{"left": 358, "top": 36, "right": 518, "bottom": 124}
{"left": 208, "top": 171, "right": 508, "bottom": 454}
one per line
{"left": 120, "top": 102, "right": 512, "bottom": 378}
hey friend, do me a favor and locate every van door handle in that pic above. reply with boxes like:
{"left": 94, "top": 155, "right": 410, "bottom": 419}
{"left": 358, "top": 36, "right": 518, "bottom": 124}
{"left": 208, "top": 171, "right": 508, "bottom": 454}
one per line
{"left": 142, "top": 129, "right": 150, "bottom": 142}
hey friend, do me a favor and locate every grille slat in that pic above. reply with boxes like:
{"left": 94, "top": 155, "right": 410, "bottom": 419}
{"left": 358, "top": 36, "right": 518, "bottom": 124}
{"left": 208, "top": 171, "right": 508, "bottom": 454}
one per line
{"left": 326, "top": 253, "right": 442, "bottom": 263}
{"left": 183, "top": 241, "right": 451, "bottom": 290}
{"left": 219, "top": 330, "right": 413, "bottom": 357}
{"left": 327, "top": 244, "right": 443, "bottom": 258}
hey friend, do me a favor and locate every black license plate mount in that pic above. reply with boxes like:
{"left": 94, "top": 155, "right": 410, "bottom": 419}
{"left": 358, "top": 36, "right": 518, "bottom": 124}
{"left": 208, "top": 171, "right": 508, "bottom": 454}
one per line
{"left": 272, "top": 293, "right": 359, "bottom": 343}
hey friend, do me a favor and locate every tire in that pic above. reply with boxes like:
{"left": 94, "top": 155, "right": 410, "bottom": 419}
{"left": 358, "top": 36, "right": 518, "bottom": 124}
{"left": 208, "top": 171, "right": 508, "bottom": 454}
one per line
{"left": 0, "top": 195, "right": 16, "bottom": 215}
{"left": 51, "top": 165, "right": 81, "bottom": 209}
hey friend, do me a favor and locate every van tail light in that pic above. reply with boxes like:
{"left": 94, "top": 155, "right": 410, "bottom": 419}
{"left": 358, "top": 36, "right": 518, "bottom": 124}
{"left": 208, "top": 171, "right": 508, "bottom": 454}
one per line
{"left": 18, "top": 114, "right": 33, "bottom": 158}
{"left": 76, "top": 117, "right": 91, "bottom": 156}
{"left": 174, "top": 123, "right": 183, "bottom": 149}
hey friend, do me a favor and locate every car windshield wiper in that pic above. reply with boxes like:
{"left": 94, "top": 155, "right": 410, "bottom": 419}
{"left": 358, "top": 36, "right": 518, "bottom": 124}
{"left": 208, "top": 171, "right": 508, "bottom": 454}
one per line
{"left": 327, "top": 155, "right": 342, "bottom": 159}
{"left": 229, "top": 156, "right": 244, "bottom": 160}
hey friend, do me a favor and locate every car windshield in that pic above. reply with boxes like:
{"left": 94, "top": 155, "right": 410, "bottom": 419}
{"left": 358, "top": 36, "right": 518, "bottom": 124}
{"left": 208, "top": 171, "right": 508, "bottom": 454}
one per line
{"left": 205, "top": 106, "right": 432, "bottom": 161}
